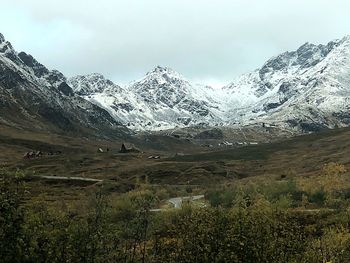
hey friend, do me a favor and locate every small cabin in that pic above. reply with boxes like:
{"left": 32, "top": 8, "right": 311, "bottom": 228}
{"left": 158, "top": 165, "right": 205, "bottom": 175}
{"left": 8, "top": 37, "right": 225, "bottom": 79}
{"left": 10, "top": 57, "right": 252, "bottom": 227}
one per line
{"left": 119, "top": 143, "right": 140, "bottom": 153}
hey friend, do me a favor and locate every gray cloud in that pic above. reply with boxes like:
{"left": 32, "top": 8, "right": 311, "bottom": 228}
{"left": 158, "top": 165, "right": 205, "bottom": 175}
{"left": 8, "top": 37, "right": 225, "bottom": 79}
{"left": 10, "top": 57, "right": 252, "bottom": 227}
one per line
{"left": 1, "top": 0, "right": 350, "bottom": 86}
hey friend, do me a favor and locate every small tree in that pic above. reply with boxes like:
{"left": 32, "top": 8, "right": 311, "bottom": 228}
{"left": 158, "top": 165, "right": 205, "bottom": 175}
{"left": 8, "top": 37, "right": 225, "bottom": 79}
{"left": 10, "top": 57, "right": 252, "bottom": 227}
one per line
{"left": 0, "top": 170, "right": 27, "bottom": 263}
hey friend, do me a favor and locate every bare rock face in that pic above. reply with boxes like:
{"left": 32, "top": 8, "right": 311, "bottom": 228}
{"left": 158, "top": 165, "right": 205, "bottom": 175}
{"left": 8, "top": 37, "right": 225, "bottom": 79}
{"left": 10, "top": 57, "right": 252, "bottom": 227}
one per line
{"left": 18, "top": 52, "right": 50, "bottom": 78}
{"left": 0, "top": 33, "right": 6, "bottom": 44}
{"left": 57, "top": 82, "right": 74, "bottom": 96}
{"left": 194, "top": 128, "right": 224, "bottom": 140}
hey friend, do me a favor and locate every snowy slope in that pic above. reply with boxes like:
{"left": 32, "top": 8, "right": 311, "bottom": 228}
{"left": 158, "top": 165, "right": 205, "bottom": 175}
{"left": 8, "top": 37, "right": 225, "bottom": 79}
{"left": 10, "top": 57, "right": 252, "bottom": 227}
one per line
{"left": 69, "top": 73, "right": 124, "bottom": 95}
{"left": 69, "top": 66, "right": 226, "bottom": 130}
{"left": 223, "top": 35, "right": 350, "bottom": 132}
{"left": 67, "top": 35, "right": 350, "bottom": 132}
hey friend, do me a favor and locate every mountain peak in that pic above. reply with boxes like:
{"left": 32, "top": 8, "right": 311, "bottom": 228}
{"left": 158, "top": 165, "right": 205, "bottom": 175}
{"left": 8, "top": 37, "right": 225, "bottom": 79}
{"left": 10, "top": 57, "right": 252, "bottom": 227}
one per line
{"left": 86, "top": 72, "right": 105, "bottom": 78}
{"left": 340, "top": 35, "right": 350, "bottom": 44}
{"left": 0, "top": 33, "right": 5, "bottom": 44}
{"left": 68, "top": 73, "right": 122, "bottom": 96}
{"left": 0, "top": 35, "right": 14, "bottom": 54}
{"left": 297, "top": 42, "right": 316, "bottom": 52}
{"left": 147, "top": 65, "right": 182, "bottom": 77}
{"left": 18, "top": 51, "right": 50, "bottom": 78}
{"left": 151, "top": 65, "right": 171, "bottom": 72}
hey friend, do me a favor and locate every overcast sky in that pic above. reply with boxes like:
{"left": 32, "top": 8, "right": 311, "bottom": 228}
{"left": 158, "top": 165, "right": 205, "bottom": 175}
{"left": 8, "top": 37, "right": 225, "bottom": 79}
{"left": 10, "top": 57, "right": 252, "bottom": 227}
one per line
{"left": 1, "top": 0, "right": 350, "bottom": 87}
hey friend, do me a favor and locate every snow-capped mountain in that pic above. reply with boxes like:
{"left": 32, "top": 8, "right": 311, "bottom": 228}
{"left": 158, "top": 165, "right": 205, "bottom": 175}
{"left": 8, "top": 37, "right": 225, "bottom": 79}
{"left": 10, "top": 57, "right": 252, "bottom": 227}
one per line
{"left": 224, "top": 35, "right": 350, "bottom": 131}
{"left": 69, "top": 35, "right": 350, "bottom": 132}
{"left": 3, "top": 31, "right": 349, "bottom": 134}
{"left": 69, "top": 66, "right": 225, "bottom": 130}
{"left": 69, "top": 73, "right": 124, "bottom": 96}
{"left": 0, "top": 33, "right": 129, "bottom": 138}
{"left": 69, "top": 33, "right": 350, "bottom": 132}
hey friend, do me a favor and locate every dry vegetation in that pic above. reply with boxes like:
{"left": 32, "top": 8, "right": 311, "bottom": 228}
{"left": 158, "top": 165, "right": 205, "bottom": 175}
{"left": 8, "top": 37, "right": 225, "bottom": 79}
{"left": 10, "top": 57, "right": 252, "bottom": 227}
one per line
{"left": 2, "top": 125, "right": 350, "bottom": 262}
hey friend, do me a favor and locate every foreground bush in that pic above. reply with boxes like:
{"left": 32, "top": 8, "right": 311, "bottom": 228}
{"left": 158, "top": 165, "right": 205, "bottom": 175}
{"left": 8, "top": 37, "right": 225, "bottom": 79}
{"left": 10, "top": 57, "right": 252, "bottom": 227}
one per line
{"left": 1, "top": 170, "right": 350, "bottom": 262}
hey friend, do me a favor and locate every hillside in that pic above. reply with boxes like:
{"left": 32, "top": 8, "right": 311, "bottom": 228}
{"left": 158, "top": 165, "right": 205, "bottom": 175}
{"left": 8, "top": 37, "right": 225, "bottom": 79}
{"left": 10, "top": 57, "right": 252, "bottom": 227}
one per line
{"left": 0, "top": 33, "right": 130, "bottom": 139}
{"left": 2, "top": 122, "right": 349, "bottom": 188}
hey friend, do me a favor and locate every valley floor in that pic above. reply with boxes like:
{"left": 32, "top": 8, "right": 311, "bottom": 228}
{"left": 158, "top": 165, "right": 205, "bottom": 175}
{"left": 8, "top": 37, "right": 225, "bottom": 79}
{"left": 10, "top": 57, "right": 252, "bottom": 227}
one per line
{"left": 2, "top": 125, "right": 350, "bottom": 262}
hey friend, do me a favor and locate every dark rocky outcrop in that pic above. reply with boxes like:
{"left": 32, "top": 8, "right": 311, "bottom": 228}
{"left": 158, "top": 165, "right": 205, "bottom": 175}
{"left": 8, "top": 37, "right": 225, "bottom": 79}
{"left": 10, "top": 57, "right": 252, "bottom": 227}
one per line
{"left": 194, "top": 128, "right": 224, "bottom": 140}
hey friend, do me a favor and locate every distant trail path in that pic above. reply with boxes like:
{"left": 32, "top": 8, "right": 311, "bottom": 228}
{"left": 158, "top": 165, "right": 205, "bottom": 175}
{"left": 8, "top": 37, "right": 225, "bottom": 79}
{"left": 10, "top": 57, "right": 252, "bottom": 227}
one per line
{"left": 35, "top": 175, "right": 103, "bottom": 183}
{"left": 150, "top": 195, "right": 205, "bottom": 212}
{"left": 168, "top": 195, "right": 205, "bottom": 208}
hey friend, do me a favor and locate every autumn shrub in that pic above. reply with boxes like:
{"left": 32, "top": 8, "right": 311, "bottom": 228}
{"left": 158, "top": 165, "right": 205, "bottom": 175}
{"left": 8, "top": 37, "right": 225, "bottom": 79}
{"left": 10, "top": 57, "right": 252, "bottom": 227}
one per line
{"left": 2, "top": 168, "right": 350, "bottom": 262}
{"left": 0, "top": 170, "right": 27, "bottom": 263}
